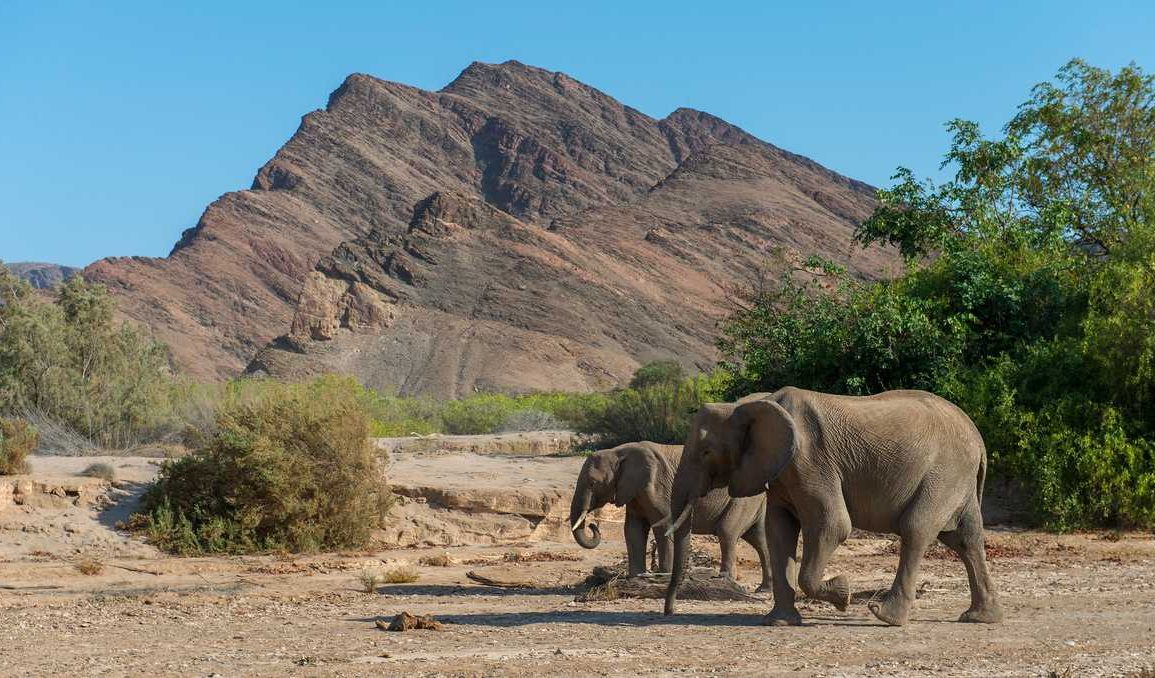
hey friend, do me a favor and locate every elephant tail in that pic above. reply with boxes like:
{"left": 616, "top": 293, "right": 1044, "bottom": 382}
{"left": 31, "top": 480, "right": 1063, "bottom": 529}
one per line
{"left": 976, "top": 454, "right": 987, "bottom": 506}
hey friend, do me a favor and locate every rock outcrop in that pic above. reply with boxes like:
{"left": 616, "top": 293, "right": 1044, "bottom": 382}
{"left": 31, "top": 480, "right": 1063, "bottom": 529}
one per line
{"left": 84, "top": 60, "right": 899, "bottom": 391}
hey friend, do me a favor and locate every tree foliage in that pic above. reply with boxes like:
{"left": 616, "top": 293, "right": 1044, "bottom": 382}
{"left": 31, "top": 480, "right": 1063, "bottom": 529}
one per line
{"left": 719, "top": 60, "right": 1155, "bottom": 529}
{"left": 0, "top": 266, "right": 173, "bottom": 448}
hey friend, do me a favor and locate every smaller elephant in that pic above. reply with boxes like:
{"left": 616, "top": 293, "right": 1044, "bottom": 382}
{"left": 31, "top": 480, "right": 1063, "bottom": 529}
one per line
{"left": 569, "top": 441, "right": 773, "bottom": 589}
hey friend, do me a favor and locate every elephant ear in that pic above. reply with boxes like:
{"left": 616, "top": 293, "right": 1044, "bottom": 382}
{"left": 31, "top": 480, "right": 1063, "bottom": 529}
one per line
{"left": 614, "top": 445, "right": 653, "bottom": 507}
{"left": 728, "top": 400, "right": 797, "bottom": 497}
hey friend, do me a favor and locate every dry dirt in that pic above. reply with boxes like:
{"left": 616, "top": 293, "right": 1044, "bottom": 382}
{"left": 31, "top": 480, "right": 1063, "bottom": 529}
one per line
{"left": 2, "top": 454, "right": 1153, "bottom": 676}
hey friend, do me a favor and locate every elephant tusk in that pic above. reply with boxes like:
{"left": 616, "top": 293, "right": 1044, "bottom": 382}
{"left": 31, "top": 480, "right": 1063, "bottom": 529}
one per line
{"left": 663, "top": 505, "right": 692, "bottom": 537}
{"left": 571, "top": 511, "right": 590, "bottom": 532}
{"left": 651, "top": 514, "right": 671, "bottom": 529}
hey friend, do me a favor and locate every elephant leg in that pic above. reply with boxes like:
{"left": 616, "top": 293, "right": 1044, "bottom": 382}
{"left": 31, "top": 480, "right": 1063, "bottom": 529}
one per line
{"left": 717, "top": 533, "right": 738, "bottom": 581}
{"left": 653, "top": 527, "right": 673, "bottom": 574}
{"left": 868, "top": 495, "right": 939, "bottom": 626}
{"left": 763, "top": 505, "right": 802, "bottom": 626}
{"left": 797, "top": 506, "right": 852, "bottom": 612}
{"left": 740, "top": 523, "right": 774, "bottom": 592}
{"left": 938, "top": 500, "right": 1003, "bottom": 623}
{"left": 625, "top": 511, "right": 650, "bottom": 577}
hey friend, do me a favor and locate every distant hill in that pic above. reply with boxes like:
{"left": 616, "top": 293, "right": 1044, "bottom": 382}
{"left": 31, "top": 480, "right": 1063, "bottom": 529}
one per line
{"left": 8, "top": 262, "right": 79, "bottom": 289}
{"left": 83, "top": 60, "right": 899, "bottom": 396}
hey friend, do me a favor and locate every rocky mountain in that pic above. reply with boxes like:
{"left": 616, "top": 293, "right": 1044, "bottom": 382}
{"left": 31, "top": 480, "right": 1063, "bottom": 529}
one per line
{"left": 8, "top": 262, "right": 79, "bottom": 289}
{"left": 84, "top": 60, "right": 898, "bottom": 395}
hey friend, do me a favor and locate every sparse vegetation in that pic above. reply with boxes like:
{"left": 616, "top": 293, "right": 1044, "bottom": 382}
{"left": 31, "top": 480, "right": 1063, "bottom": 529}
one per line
{"left": 418, "top": 553, "right": 453, "bottom": 567}
{"left": 73, "top": 557, "right": 104, "bottom": 576}
{"left": 357, "top": 569, "right": 382, "bottom": 593}
{"left": 498, "top": 408, "right": 565, "bottom": 433}
{"left": 135, "top": 379, "right": 392, "bottom": 555}
{"left": 381, "top": 565, "right": 420, "bottom": 584}
{"left": 79, "top": 462, "right": 116, "bottom": 482}
{"left": 0, "top": 417, "right": 37, "bottom": 474}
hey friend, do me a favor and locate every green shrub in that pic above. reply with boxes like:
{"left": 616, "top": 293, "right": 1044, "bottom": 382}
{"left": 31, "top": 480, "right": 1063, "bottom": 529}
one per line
{"left": 628, "top": 360, "right": 686, "bottom": 390}
{"left": 438, "top": 393, "right": 522, "bottom": 435}
{"left": 136, "top": 379, "right": 392, "bottom": 555}
{"left": 0, "top": 417, "right": 37, "bottom": 475}
{"left": 581, "top": 378, "right": 711, "bottom": 447}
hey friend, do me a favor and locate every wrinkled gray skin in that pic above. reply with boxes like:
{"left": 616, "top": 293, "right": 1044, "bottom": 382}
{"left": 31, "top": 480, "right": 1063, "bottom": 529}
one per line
{"left": 569, "top": 441, "right": 773, "bottom": 589}
{"left": 664, "top": 388, "right": 1003, "bottom": 627}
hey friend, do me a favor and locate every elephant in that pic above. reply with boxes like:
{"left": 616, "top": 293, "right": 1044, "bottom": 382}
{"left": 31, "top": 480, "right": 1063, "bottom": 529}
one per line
{"left": 663, "top": 387, "right": 1003, "bottom": 627}
{"left": 569, "top": 441, "right": 773, "bottom": 589}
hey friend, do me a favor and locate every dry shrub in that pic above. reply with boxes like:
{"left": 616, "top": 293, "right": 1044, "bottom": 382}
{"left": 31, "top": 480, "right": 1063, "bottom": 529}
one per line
{"left": 377, "top": 611, "right": 443, "bottom": 631}
{"left": 0, "top": 417, "right": 37, "bottom": 475}
{"left": 419, "top": 553, "right": 453, "bottom": 567}
{"left": 357, "top": 569, "right": 382, "bottom": 593}
{"left": 74, "top": 557, "right": 104, "bottom": 576}
{"left": 80, "top": 462, "right": 116, "bottom": 482}
{"left": 381, "top": 565, "right": 420, "bottom": 584}
{"left": 136, "top": 380, "right": 392, "bottom": 555}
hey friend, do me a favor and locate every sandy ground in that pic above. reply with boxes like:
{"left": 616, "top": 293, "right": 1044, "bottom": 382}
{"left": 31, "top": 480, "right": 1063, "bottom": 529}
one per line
{"left": 2, "top": 456, "right": 1154, "bottom": 676}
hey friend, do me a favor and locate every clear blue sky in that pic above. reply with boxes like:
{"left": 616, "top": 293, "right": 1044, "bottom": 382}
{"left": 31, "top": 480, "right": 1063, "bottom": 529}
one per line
{"left": 2, "top": 1, "right": 1153, "bottom": 267}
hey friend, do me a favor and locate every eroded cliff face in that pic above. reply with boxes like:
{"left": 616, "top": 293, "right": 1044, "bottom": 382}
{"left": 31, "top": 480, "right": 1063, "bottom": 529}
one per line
{"left": 84, "top": 60, "right": 897, "bottom": 394}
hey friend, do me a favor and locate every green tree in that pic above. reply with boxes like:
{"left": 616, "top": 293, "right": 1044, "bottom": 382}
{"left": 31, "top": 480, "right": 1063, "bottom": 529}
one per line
{"left": 0, "top": 263, "right": 173, "bottom": 448}
{"left": 718, "top": 60, "right": 1155, "bottom": 529}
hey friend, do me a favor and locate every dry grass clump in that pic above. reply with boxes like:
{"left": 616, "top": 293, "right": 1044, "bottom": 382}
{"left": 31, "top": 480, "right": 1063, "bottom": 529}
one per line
{"left": 577, "top": 580, "right": 621, "bottom": 602}
{"left": 0, "top": 417, "right": 37, "bottom": 475}
{"left": 381, "top": 565, "right": 420, "bottom": 584}
{"left": 74, "top": 557, "right": 104, "bottom": 576}
{"left": 357, "top": 569, "right": 382, "bottom": 593}
{"left": 418, "top": 553, "right": 453, "bottom": 567}
{"left": 80, "top": 462, "right": 116, "bottom": 482}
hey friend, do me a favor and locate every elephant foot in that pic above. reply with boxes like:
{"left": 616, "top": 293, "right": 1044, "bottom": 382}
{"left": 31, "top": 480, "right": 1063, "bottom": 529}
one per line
{"left": 823, "top": 575, "right": 852, "bottom": 612}
{"left": 754, "top": 582, "right": 773, "bottom": 594}
{"left": 762, "top": 607, "right": 802, "bottom": 626}
{"left": 867, "top": 591, "right": 911, "bottom": 626}
{"left": 959, "top": 603, "right": 1004, "bottom": 624}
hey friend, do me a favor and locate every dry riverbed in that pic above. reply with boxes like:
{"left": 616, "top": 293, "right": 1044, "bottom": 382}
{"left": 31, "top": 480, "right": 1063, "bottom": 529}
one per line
{"left": 1, "top": 454, "right": 1153, "bottom": 676}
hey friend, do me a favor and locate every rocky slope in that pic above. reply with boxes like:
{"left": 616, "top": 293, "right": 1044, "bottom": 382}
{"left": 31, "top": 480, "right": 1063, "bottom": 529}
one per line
{"left": 8, "top": 262, "right": 79, "bottom": 289}
{"left": 84, "top": 60, "right": 897, "bottom": 393}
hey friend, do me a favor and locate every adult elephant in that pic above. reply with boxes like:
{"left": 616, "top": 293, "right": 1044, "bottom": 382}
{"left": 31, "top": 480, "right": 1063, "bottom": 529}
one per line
{"left": 570, "top": 441, "right": 773, "bottom": 589}
{"left": 663, "top": 387, "right": 1003, "bottom": 627}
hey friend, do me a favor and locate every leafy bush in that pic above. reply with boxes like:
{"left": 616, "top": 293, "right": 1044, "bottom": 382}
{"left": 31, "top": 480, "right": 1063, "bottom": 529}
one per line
{"left": 628, "top": 360, "right": 686, "bottom": 390}
{"left": 0, "top": 417, "right": 37, "bottom": 474}
{"left": 718, "top": 60, "right": 1155, "bottom": 529}
{"left": 136, "top": 379, "right": 392, "bottom": 554}
{"left": 580, "top": 378, "right": 713, "bottom": 448}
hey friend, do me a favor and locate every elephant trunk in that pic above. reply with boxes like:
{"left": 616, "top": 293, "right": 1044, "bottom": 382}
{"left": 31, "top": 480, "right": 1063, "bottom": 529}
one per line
{"left": 664, "top": 477, "right": 696, "bottom": 615}
{"left": 569, "top": 485, "right": 601, "bottom": 550}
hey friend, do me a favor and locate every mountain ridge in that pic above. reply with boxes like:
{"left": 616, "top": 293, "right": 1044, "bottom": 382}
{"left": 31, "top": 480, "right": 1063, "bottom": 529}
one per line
{"left": 81, "top": 60, "right": 897, "bottom": 394}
